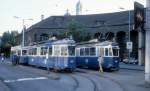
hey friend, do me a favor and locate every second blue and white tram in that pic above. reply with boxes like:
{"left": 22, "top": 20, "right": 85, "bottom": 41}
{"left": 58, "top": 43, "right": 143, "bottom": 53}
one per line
{"left": 75, "top": 40, "right": 120, "bottom": 70}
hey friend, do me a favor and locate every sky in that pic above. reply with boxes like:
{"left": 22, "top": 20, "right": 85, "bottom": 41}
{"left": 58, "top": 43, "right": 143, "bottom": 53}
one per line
{"left": 0, "top": 0, "right": 146, "bottom": 35}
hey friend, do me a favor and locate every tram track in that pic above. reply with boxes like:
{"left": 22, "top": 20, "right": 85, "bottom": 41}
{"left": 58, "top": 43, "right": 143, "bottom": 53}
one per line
{"left": 76, "top": 68, "right": 125, "bottom": 91}
{"left": 75, "top": 73, "right": 101, "bottom": 91}
{"left": 68, "top": 74, "right": 79, "bottom": 91}
{"left": 1, "top": 62, "right": 124, "bottom": 91}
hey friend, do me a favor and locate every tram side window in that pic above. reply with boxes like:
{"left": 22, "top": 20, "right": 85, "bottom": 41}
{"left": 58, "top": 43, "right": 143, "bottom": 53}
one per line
{"left": 49, "top": 47, "right": 52, "bottom": 55}
{"left": 22, "top": 50, "right": 27, "bottom": 55}
{"left": 54, "top": 46, "right": 60, "bottom": 56}
{"left": 90, "top": 47, "right": 96, "bottom": 56}
{"left": 76, "top": 48, "right": 80, "bottom": 56}
{"left": 40, "top": 47, "right": 48, "bottom": 55}
{"left": 113, "top": 48, "right": 119, "bottom": 56}
{"left": 109, "top": 48, "right": 113, "bottom": 56}
{"left": 68, "top": 46, "right": 75, "bottom": 56}
{"left": 61, "top": 46, "right": 68, "bottom": 56}
{"left": 80, "top": 48, "right": 84, "bottom": 56}
{"left": 33, "top": 48, "right": 37, "bottom": 55}
{"left": 29, "top": 49, "right": 32, "bottom": 55}
{"left": 105, "top": 48, "right": 109, "bottom": 56}
{"left": 85, "top": 48, "right": 90, "bottom": 56}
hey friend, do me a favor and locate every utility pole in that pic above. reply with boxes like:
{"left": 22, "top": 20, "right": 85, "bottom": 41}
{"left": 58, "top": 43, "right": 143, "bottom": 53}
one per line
{"left": 145, "top": 0, "right": 150, "bottom": 84}
{"left": 14, "top": 16, "right": 33, "bottom": 47}
{"left": 119, "top": 7, "right": 131, "bottom": 62}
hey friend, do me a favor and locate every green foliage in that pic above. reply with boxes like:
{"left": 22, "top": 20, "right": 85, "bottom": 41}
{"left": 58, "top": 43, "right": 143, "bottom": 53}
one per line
{"left": 65, "top": 21, "right": 91, "bottom": 42}
{"left": 0, "top": 31, "right": 18, "bottom": 57}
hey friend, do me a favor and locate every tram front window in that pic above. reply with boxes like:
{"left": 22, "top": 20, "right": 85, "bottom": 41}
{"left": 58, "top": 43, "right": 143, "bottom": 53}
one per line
{"left": 22, "top": 50, "right": 27, "bottom": 55}
{"left": 61, "top": 46, "right": 68, "bottom": 56}
{"left": 68, "top": 46, "right": 75, "bottom": 56}
{"left": 109, "top": 48, "right": 113, "bottom": 56}
{"left": 113, "top": 48, "right": 119, "bottom": 56}
{"left": 41, "top": 47, "right": 48, "bottom": 55}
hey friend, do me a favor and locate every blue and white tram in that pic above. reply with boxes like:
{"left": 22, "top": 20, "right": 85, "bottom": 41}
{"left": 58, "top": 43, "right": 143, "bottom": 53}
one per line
{"left": 76, "top": 40, "right": 120, "bottom": 70}
{"left": 51, "top": 38, "right": 76, "bottom": 71}
{"left": 11, "top": 38, "right": 76, "bottom": 71}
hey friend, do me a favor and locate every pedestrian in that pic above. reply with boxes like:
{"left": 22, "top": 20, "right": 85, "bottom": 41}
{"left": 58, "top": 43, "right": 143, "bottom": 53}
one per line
{"left": 46, "top": 53, "right": 49, "bottom": 73}
{"left": 98, "top": 56, "right": 103, "bottom": 72}
{"left": 1, "top": 53, "right": 4, "bottom": 62}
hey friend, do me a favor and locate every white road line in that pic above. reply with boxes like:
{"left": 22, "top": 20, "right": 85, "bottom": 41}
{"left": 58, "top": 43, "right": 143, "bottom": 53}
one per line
{"left": 4, "top": 77, "right": 48, "bottom": 83}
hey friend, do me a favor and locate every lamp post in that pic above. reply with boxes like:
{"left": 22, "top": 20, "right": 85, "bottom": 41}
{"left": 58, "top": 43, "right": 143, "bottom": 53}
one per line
{"left": 14, "top": 16, "right": 33, "bottom": 47}
{"left": 119, "top": 7, "right": 131, "bottom": 61}
{"left": 145, "top": 0, "right": 150, "bottom": 84}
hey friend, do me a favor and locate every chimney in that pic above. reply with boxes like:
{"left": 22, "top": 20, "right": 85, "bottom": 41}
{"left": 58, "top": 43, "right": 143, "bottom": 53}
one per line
{"left": 41, "top": 14, "right": 44, "bottom": 21}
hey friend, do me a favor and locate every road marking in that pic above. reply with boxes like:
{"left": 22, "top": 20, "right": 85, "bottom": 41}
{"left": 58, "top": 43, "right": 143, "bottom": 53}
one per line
{"left": 4, "top": 77, "right": 47, "bottom": 83}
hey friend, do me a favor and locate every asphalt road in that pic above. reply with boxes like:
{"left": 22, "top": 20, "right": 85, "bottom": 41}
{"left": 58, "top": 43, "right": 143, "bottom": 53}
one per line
{"left": 0, "top": 60, "right": 149, "bottom": 91}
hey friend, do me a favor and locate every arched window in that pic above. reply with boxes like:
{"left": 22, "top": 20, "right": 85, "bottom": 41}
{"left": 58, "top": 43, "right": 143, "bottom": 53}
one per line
{"left": 34, "top": 33, "right": 37, "bottom": 42}
{"left": 40, "top": 33, "right": 49, "bottom": 41}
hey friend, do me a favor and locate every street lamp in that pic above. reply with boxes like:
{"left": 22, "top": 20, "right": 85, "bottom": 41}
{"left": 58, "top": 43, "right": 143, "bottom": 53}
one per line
{"left": 119, "top": 7, "right": 131, "bottom": 61}
{"left": 14, "top": 16, "right": 33, "bottom": 47}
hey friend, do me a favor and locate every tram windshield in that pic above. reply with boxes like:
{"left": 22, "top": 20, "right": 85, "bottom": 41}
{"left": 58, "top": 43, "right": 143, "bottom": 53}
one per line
{"left": 22, "top": 50, "right": 27, "bottom": 55}
{"left": 41, "top": 47, "right": 47, "bottom": 55}
{"left": 68, "top": 46, "right": 75, "bottom": 56}
{"left": 113, "top": 48, "right": 119, "bottom": 56}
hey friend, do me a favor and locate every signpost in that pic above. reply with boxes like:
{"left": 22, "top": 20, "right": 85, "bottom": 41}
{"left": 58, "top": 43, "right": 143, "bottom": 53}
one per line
{"left": 126, "top": 41, "right": 132, "bottom": 61}
{"left": 126, "top": 42, "right": 133, "bottom": 50}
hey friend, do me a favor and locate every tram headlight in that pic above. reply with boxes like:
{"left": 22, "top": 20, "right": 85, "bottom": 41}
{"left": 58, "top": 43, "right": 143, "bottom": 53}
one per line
{"left": 32, "top": 58, "right": 34, "bottom": 62}
{"left": 70, "top": 60, "right": 74, "bottom": 63}
{"left": 115, "top": 60, "right": 118, "bottom": 63}
{"left": 108, "top": 64, "right": 112, "bottom": 67}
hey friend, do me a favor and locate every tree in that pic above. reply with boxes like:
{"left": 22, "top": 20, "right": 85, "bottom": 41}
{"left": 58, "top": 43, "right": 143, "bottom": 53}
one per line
{"left": 0, "top": 31, "right": 18, "bottom": 57}
{"left": 66, "top": 21, "right": 91, "bottom": 42}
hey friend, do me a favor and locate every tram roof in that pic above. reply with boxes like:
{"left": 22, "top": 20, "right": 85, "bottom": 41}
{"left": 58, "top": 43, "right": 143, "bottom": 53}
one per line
{"left": 76, "top": 40, "right": 118, "bottom": 47}
{"left": 96, "top": 41, "right": 118, "bottom": 46}
{"left": 52, "top": 38, "right": 75, "bottom": 45}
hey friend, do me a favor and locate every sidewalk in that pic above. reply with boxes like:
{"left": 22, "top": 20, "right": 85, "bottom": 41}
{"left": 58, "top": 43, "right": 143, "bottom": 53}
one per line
{"left": 119, "top": 62, "right": 144, "bottom": 71}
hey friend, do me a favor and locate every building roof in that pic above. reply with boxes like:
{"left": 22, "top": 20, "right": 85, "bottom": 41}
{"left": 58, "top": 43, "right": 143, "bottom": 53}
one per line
{"left": 27, "top": 10, "right": 135, "bottom": 31}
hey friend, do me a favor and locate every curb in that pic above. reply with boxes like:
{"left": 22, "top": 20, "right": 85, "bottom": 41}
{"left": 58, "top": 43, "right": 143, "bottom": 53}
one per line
{"left": 120, "top": 67, "right": 144, "bottom": 71}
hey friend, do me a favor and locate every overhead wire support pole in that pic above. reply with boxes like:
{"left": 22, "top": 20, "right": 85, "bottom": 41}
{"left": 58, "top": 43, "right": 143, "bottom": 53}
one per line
{"left": 14, "top": 16, "right": 33, "bottom": 47}
{"left": 119, "top": 7, "right": 131, "bottom": 62}
{"left": 145, "top": 0, "right": 150, "bottom": 84}
{"left": 128, "top": 10, "right": 131, "bottom": 61}
{"left": 22, "top": 19, "right": 25, "bottom": 47}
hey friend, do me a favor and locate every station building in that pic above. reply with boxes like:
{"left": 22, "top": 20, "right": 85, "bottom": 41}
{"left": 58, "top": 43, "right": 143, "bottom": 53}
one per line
{"left": 16, "top": 9, "right": 145, "bottom": 64}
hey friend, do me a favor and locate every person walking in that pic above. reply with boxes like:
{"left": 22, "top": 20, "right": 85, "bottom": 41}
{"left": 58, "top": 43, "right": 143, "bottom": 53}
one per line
{"left": 98, "top": 56, "right": 103, "bottom": 72}
{"left": 1, "top": 53, "right": 4, "bottom": 62}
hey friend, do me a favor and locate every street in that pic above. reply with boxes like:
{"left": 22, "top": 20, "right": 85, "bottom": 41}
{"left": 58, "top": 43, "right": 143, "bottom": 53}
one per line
{"left": 0, "top": 60, "right": 149, "bottom": 91}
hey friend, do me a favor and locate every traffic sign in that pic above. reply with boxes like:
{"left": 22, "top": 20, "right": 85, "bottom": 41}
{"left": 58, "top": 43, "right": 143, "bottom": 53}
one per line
{"left": 126, "top": 42, "right": 133, "bottom": 50}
